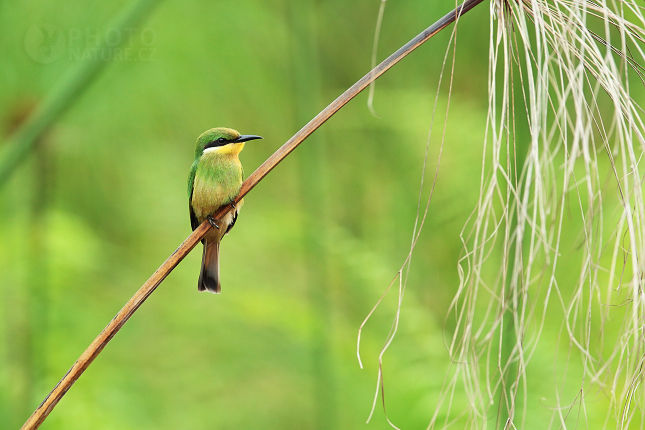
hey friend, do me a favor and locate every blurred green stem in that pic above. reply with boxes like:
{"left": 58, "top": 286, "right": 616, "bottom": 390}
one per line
{"left": 0, "top": 0, "right": 162, "bottom": 186}
{"left": 289, "top": 2, "right": 337, "bottom": 428}
{"left": 8, "top": 137, "right": 53, "bottom": 427}
{"left": 26, "top": 137, "right": 52, "bottom": 418}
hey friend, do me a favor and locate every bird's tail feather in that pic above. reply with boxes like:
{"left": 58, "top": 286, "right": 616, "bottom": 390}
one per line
{"left": 198, "top": 241, "right": 221, "bottom": 293}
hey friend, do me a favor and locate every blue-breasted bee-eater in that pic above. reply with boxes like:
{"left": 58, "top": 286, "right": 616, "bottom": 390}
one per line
{"left": 188, "top": 127, "right": 262, "bottom": 293}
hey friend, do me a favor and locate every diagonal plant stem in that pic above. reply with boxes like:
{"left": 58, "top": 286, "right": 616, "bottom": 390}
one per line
{"left": 20, "top": 0, "right": 485, "bottom": 428}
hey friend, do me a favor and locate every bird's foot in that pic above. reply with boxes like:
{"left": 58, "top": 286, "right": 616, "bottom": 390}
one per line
{"left": 230, "top": 201, "right": 237, "bottom": 210}
{"left": 207, "top": 215, "right": 220, "bottom": 230}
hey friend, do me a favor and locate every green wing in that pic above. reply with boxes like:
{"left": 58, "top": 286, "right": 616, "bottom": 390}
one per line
{"left": 188, "top": 160, "right": 199, "bottom": 231}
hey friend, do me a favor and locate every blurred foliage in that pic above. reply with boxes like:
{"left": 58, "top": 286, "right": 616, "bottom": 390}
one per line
{"left": 2, "top": 0, "right": 620, "bottom": 428}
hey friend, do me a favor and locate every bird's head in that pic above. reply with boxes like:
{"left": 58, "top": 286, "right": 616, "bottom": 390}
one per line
{"left": 195, "top": 127, "right": 262, "bottom": 159}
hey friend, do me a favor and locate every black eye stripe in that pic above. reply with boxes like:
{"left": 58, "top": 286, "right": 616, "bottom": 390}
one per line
{"left": 205, "top": 137, "right": 230, "bottom": 149}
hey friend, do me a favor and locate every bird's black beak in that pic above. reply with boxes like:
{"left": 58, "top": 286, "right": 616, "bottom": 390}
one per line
{"left": 234, "top": 135, "right": 263, "bottom": 143}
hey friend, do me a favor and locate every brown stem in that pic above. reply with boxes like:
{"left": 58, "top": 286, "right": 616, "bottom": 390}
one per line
{"left": 20, "top": 0, "right": 485, "bottom": 428}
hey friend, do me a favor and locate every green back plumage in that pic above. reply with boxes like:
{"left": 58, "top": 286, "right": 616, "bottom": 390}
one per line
{"left": 188, "top": 159, "right": 199, "bottom": 198}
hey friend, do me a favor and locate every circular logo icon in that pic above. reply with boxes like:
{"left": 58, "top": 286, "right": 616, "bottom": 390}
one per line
{"left": 25, "top": 24, "right": 65, "bottom": 63}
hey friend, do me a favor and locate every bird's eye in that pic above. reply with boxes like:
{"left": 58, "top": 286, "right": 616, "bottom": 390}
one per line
{"left": 217, "top": 137, "right": 226, "bottom": 144}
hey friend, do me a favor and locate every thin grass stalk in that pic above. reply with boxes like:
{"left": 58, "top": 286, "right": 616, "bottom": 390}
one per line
{"left": 434, "top": 0, "right": 645, "bottom": 427}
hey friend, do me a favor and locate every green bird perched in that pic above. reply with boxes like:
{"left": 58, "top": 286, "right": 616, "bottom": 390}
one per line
{"left": 188, "top": 127, "right": 263, "bottom": 293}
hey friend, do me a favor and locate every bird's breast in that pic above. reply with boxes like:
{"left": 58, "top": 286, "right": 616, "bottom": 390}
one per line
{"left": 191, "top": 154, "right": 243, "bottom": 223}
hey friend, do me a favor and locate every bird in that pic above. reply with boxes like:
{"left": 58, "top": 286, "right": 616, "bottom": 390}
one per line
{"left": 188, "top": 127, "right": 262, "bottom": 293}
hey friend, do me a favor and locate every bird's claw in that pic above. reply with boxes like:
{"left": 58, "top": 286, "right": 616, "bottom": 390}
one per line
{"left": 230, "top": 201, "right": 237, "bottom": 210}
{"left": 207, "top": 215, "right": 220, "bottom": 230}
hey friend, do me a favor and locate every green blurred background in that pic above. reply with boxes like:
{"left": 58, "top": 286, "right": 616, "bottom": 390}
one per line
{"left": 1, "top": 0, "right": 615, "bottom": 428}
